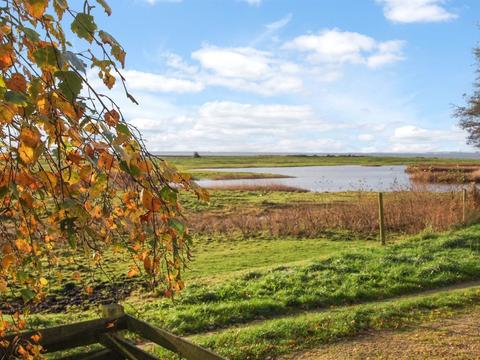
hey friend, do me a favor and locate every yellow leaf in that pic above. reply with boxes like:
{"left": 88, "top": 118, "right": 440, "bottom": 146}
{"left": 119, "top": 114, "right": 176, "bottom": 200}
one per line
{"left": 0, "top": 103, "right": 17, "bottom": 124}
{"left": 20, "top": 127, "right": 41, "bottom": 148}
{"left": 18, "top": 143, "right": 38, "bottom": 164}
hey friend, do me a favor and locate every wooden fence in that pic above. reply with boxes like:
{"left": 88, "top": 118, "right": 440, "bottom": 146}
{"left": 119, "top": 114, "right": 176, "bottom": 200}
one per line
{"left": 1, "top": 304, "right": 225, "bottom": 360}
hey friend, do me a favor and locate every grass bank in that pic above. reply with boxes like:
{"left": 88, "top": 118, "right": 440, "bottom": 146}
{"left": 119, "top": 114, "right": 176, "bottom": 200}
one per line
{"left": 127, "top": 226, "right": 480, "bottom": 335}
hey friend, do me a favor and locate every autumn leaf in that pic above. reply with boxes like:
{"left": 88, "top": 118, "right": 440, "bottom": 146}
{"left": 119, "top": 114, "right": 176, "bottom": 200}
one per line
{"left": 15, "top": 239, "right": 32, "bottom": 254}
{"left": 96, "top": 0, "right": 112, "bottom": 16}
{"left": 1, "top": 254, "right": 15, "bottom": 270}
{"left": 71, "top": 13, "right": 97, "bottom": 43}
{"left": 0, "top": 44, "right": 14, "bottom": 70}
{"left": 105, "top": 109, "right": 120, "bottom": 127}
{"left": 142, "top": 190, "right": 162, "bottom": 212}
{"left": 24, "top": 0, "right": 49, "bottom": 19}
{"left": 98, "top": 151, "right": 114, "bottom": 171}
{"left": 6, "top": 73, "right": 27, "bottom": 93}
{"left": 20, "top": 128, "right": 41, "bottom": 148}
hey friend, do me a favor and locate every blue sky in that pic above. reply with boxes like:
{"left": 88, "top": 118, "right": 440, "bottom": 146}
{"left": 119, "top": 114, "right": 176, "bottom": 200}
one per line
{"left": 93, "top": 0, "right": 480, "bottom": 153}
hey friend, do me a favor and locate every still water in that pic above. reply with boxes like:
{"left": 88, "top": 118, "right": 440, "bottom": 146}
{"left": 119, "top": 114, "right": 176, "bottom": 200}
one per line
{"left": 196, "top": 165, "right": 462, "bottom": 192}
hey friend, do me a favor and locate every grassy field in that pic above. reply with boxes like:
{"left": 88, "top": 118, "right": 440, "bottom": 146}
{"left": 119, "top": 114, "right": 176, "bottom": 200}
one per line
{"left": 164, "top": 154, "right": 480, "bottom": 172}
{"left": 8, "top": 154, "right": 480, "bottom": 359}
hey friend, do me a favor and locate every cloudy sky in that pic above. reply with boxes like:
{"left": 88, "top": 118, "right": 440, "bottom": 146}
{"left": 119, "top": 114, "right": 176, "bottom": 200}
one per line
{"left": 92, "top": 0, "right": 480, "bottom": 153}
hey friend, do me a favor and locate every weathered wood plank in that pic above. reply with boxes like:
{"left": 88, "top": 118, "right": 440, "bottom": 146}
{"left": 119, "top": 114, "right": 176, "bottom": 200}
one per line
{"left": 100, "top": 333, "right": 158, "bottom": 360}
{"left": 125, "top": 315, "right": 226, "bottom": 360}
{"left": 0, "top": 316, "right": 128, "bottom": 354}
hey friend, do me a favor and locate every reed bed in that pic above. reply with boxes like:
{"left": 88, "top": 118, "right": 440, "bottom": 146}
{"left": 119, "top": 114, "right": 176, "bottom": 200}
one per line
{"left": 406, "top": 164, "right": 480, "bottom": 183}
{"left": 189, "top": 188, "right": 480, "bottom": 238}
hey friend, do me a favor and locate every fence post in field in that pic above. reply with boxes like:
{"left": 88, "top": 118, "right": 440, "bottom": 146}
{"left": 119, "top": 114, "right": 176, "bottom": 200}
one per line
{"left": 462, "top": 188, "right": 467, "bottom": 223}
{"left": 378, "top": 192, "right": 386, "bottom": 245}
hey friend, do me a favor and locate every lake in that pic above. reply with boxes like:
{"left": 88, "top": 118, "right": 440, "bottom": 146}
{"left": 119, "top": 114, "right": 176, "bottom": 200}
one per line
{"left": 196, "top": 165, "right": 464, "bottom": 192}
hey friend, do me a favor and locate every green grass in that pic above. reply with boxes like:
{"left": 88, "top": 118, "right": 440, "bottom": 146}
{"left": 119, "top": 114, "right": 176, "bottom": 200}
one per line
{"left": 180, "top": 189, "right": 363, "bottom": 212}
{"left": 185, "top": 286, "right": 480, "bottom": 360}
{"left": 189, "top": 170, "right": 291, "bottom": 180}
{"left": 127, "top": 226, "right": 480, "bottom": 335}
{"left": 186, "top": 236, "right": 377, "bottom": 282}
{"left": 164, "top": 155, "right": 480, "bottom": 171}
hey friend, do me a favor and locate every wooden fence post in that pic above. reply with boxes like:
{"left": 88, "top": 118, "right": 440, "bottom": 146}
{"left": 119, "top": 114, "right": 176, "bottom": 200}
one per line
{"left": 378, "top": 192, "right": 385, "bottom": 245}
{"left": 462, "top": 188, "right": 467, "bottom": 223}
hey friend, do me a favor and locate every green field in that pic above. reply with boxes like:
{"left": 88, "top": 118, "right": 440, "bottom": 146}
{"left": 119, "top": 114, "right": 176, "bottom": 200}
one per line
{"left": 164, "top": 154, "right": 480, "bottom": 172}
{"left": 14, "top": 155, "right": 480, "bottom": 359}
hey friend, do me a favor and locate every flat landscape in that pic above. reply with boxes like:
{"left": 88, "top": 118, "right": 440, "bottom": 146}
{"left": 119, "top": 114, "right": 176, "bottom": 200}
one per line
{"left": 16, "top": 155, "right": 480, "bottom": 359}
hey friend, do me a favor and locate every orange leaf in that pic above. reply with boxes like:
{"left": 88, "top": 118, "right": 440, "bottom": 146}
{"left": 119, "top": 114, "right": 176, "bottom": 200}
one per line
{"left": 105, "top": 109, "right": 119, "bottom": 127}
{"left": 143, "top": 256, "right": 152, "bottom": 273}
{"left": 24, "top": 0, "right": 49, "bottom": 19}
{"left": 19, "top": 192, "right": 34, "bottom": 208}
{"left": 6, "top": 73, "right": 27, "bottom": 92}
{"left": 98, "top": 152, "right": 114, "bottom": 171}
{"left": 1, "top": 254, "right": 15, "bottom": 270}
{"left": 15, "top": 239, "right": 32, "bottom": 254}
{"left": 141, "top": 190, "right": 161, "bottom": 212}
{"left": 30, "top": 334, "right": 41, "bottom": 343}
{"left": 0, "top": 44, "right": 14, "bottom": 70}
{"left": 127, "top": 266, "right": 139, "bottom": 278}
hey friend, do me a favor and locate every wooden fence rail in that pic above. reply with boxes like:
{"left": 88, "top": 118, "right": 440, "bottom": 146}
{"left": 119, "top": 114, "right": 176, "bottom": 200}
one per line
{"left": 0, "top": 305, "right": 226, "bottom": 360}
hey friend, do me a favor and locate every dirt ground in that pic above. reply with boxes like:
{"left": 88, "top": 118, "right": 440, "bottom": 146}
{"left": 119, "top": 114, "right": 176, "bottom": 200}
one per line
{"left": 283, "top": 309, "right": 480, "bottom": 360}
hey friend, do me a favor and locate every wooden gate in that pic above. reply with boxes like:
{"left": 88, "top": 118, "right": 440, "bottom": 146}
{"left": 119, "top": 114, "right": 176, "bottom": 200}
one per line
{"left": 1, "top": 304, "right": 226, "bottom": 360}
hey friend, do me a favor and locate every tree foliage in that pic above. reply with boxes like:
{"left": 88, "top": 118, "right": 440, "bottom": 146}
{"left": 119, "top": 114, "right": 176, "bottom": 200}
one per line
{"left": 0, "top": 0, "right": 207, "bottom": 355}
{"left": 457, "top": 48, "right": 480, "bottom": 147}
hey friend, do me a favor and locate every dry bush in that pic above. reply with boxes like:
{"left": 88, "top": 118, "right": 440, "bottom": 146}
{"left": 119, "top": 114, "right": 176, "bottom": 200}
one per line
{"left": 189, "top": 189, "right": 479, "bottom": 238}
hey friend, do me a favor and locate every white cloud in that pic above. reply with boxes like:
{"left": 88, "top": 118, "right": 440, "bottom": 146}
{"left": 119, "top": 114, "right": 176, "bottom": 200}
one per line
{"left": 377, "top": 0, "right": 457, "bottom": 23}
{"left": 123, "top": 70, "right": 204, "bottom": 93}
{"left": 283, "top": 29, "right": 405, "bottom": 68}
{"left": 390, "top": 125, "right": 467, "bottom": 152}
{"left": 242, "top": 0, "right": 262, "bottom": 6}
{"left": 265, "top": 14, "right": 292, "bottom": 32}
{"left": 192, "top": 46, "right": 272, "bottom": 79}
{"left": 127, "top": 100, "right": 342, "bottom": 152}
{"left": 192, "top": 45, "right": 303, "bottom": 95}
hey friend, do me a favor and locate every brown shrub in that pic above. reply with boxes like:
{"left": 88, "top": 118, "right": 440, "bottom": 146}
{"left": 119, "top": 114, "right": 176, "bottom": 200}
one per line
{"left": 188, "top": 190, "right": 479, "bottom": 238}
